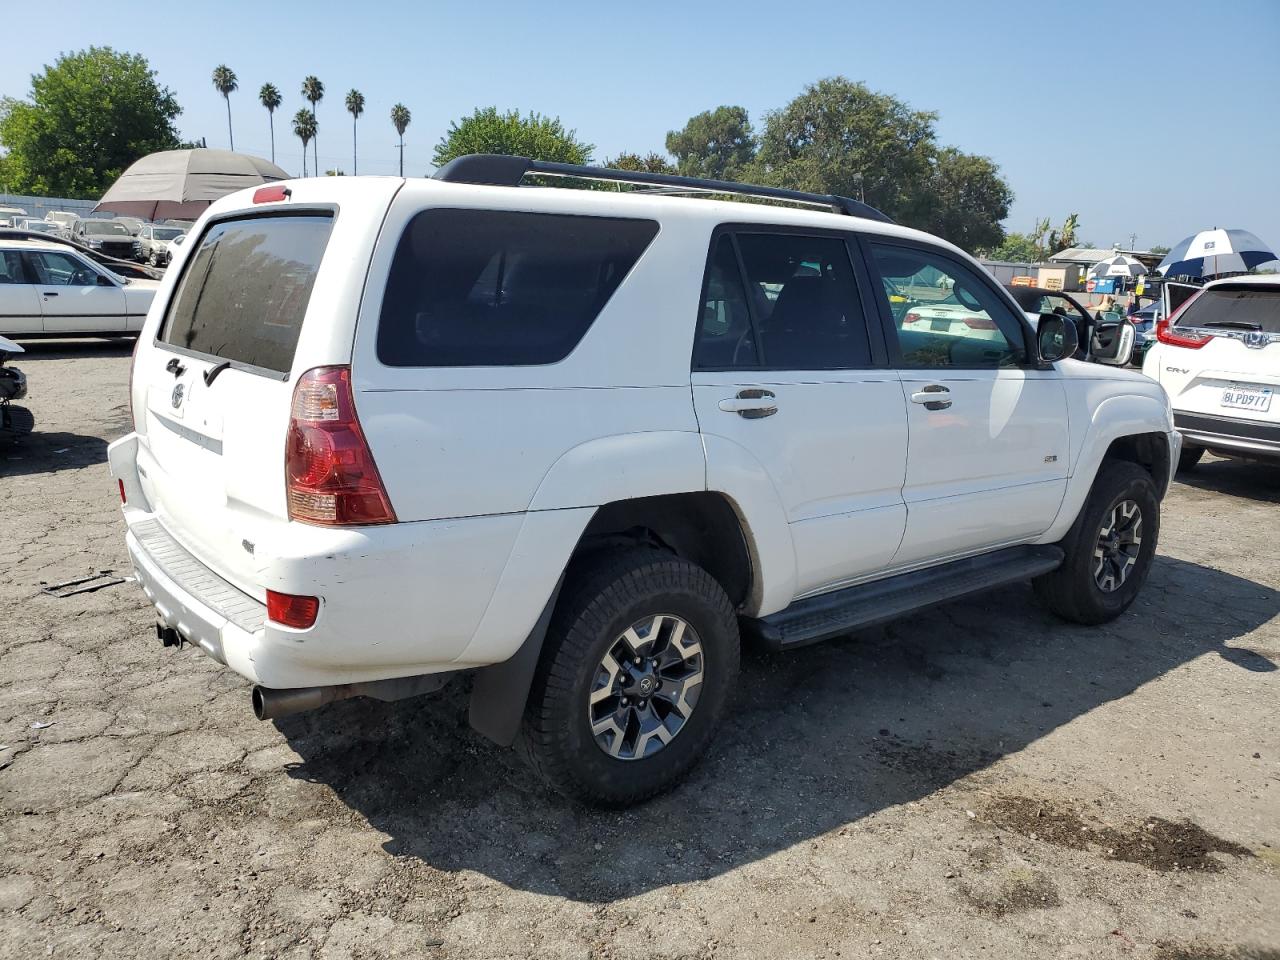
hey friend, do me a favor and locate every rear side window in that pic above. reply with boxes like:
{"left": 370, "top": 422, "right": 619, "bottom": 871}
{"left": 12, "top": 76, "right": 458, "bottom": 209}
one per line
{"left": 377, "top": 209, "right": 658, "bottom": 367}
{"left": 160, "top": 213, "right": 334, "bottom": 374}
{"left": 1178, "top": 287, "right": 1280, "bottom": 333}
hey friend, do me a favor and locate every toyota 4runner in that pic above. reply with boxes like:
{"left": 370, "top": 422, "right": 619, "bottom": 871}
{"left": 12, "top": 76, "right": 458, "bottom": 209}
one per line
{"left": 109, "top": 156, "right": 1178, "bottom": 806}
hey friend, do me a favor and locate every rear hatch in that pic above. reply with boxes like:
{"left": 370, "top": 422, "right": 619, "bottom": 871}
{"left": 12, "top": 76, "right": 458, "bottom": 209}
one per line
{"left": 130, "top": 179, "right": 400, "bottom": 596}
{"left": 1158, "top": 283, "right": 1279, "bottom": 425}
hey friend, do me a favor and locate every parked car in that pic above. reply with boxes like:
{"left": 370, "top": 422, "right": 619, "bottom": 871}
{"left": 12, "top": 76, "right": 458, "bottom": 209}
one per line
{"left": 1129, "top": 300, "right": 1164, "bottom": 365}
{"left": 44, "top": 210, "right": 81, "bottom": 239}
{"left": 161, "top": 232, "right": 187, "bottom": 264}
{"left": 0, "top": 237, "right": 159, "bottom": 336}
{"left": 108, "top": 157, "right": 1174, "bottom": 806}
{"left": 1143, "top": 275, "right": 1279, "bottom": 468}
{"left": 135, "top": 224, "right": 187, "bottom": 266}
{"left": 0, "top": 206, "right": 28, "bottom": 228}
{"left": 71, "top": 219, "right": 138, "bottom": 260}
{"left": 16, "top": 218, "right": 60, "bottom": 237}
{"left": 113, "top": 216, "right": 145, "bottom": 236}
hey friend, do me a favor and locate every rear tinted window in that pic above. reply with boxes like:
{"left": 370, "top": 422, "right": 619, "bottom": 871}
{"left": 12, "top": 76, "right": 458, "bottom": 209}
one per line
{"left": 160, "top": 213, "right": 334, "bottom": 374}
{"left": 1179, "top": 286, "right": 1280, "bottom": 333}
{"left": 377, "top": 209, "right": 658, "bottom": 367}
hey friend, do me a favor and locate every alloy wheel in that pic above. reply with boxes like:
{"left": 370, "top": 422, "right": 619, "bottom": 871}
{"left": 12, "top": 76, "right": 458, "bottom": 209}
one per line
{"left": 1094, "top": 499, "right": 1143, "bottom": 592}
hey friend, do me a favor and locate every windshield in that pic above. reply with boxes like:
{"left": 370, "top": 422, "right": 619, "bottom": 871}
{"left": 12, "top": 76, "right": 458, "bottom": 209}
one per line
{"left": 152, "top": 227, "right": 184, "bottom": 241}
{"left": 84, "top": 221, "right": 129, "bottom": 236}
{"left": 1177, "top": 286, "right": 1280, "bottom": 333}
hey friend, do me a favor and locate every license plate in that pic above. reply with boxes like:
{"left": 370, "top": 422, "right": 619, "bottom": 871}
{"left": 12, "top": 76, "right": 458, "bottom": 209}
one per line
{"left": 931, "top": 319, "right": 950, "bottom": 332}
{"left": 1221, "top": 384, "right": 1273, "bottom": 412}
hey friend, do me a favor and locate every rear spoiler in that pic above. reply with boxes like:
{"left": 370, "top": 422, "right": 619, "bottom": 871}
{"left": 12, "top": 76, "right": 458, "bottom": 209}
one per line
{"left": 0, "top": 229, "right": 162, "bottom": 281}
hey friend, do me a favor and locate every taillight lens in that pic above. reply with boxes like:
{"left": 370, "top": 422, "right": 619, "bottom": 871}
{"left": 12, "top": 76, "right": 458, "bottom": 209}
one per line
{"left": 118, "top": 479, "right": 126, "bottom": 504}
{"left": 963, "top": 317, "right": 998, "bottom": 330}
{"left": 903, "top": 312, "right": 921, "bottom": 324}
{"left": 1155, "top": 318, "right": 1213, "bottom": 349}
{"left": 266, "top": 589, "right": 320, "bottom": 629}
{"left": 285, "top": 366, "right": 396, "bottom": 525}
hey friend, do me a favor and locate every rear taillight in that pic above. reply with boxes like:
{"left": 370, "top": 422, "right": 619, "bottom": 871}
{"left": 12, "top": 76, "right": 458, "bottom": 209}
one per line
{"left": 963, "top": 317, "right": 998, "bottom": 330}
{"left": 903, "top": 312, "right": 921, "bottom": 324}
{"left": 266, "top": 589, "right": 320, "bottom": 629}
{"left": 118, "top": 479, "right": 126, "bottom": 504}
{"left": 285, "top": 366, "right": 396, "bottom": 526}
{"left": 1155, "top": 318, "right": 1213, "bottom": 349}
{"left": 253, "top": 185, "right": 291, "bottom": 204}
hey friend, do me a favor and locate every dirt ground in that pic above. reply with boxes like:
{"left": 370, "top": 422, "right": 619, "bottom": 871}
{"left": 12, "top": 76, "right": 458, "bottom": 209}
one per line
{"left": 1, "top": 340, "right": 1277, "bottom": 960}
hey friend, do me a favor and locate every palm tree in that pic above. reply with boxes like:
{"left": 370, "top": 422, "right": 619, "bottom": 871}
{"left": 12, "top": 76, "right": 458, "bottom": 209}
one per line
{"left": 212, "top": 65, "right": 238, "bottom": 151}
{"left": 390, "top": 103, "right": 411, "bottom": 176}
{"left": 345, "top": 89, "right": 365, "bottom": 176}
{"left": 292, "top": 109, "right": 317, "bottom": 177}
{"left": 258, "top": 83, "right": 282, "bottom": 164}
{"left": 301, "top": 76, "right": 324, "bottom": 175}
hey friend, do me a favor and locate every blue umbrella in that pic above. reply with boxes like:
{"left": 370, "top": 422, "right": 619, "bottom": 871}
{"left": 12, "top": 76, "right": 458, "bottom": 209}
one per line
{"left": 1158, "top": 228, "right": 1276, "bottom": 279}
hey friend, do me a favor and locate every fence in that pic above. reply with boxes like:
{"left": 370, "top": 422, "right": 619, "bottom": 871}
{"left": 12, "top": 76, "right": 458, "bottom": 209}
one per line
{"left": 0, "top": 192, "right": 99, "bottom": 219}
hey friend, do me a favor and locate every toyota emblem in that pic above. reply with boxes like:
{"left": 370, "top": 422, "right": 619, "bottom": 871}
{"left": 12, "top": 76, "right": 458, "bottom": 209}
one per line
{"left": 171, "top": 383, "right": 185, "bottom": 408}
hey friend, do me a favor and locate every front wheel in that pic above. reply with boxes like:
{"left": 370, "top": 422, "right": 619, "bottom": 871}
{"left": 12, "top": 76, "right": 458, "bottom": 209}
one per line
{"left": 1034, "top": 460, "right": 1160, "bottom": 625}
{"left": 521, "top": 548, "right": 740, "bottom": 807}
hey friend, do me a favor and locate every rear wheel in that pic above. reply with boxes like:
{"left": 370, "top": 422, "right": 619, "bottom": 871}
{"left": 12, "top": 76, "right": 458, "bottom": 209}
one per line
{"left": 0, "top": 403, "right": 34, "bottom": 439}
{"left": 1177, "top": 443, "right": 1204, "bottom": 472}
{"left": 1034, "top": 460, "right": 1160, "bottom": 625}
{"left": 521, "top": 548, "right": 740, "bottom": 806}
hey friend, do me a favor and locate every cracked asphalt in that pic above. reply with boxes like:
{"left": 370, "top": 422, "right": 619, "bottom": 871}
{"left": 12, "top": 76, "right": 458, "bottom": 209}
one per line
{"left": 1, "top": 340, "right": 1277, "bottom": 960}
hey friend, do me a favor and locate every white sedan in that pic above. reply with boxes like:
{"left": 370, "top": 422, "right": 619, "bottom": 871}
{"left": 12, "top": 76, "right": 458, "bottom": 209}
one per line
{"left": 0, "top": 237, "right": 159, "bottom": 337}
{"left": 899, "top": 301, "right": 1008, "bottom": 343}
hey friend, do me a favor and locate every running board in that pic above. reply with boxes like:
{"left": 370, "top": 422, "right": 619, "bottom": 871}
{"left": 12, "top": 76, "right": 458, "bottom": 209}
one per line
{"left": 743, "top": 545, "right": 1065, "bottom": 651}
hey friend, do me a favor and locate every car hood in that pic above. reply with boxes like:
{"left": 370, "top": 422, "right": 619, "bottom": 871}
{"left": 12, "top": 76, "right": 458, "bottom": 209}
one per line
{"left": 1057, "top": 357, "right": 1152, "bottom": 384}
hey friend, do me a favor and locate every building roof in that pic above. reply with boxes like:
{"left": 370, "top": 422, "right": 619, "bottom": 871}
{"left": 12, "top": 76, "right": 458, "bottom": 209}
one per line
{"left": 1049, "top": 247, "right": 1163, "bottom": 269}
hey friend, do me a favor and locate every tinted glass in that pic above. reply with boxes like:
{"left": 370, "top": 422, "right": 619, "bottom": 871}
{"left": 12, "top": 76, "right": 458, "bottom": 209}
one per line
{"left": 378, "top": 209, "right": 658, "bottom": 367}
{"left": 870, "top": 244, "right": 1024, "bottom": 368}
{"left": 0, "top": 251, "right": 26, "bottom": 284}
{"left": 84, "top": 221, "right": 129, "bottom": 236}
{"left": 1178, "top": 286, "right": 1280, "bottom": 334}
{"left": 25, "top": 251, "right": 97, "bottom": 286}
{"left": 732, "top": 232, "right": 871, "bottom": 369}
{"left": 693, "top": 235, "right": 757, "bottom": 369}
{"left": 160, "top": 213, "right": 334, "bottom": 374}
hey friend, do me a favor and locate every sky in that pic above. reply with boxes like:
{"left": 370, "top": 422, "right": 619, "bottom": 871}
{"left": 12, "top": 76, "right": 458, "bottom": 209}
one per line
{"left": 2, "top": 0, "right": 1278, "bottom": 251}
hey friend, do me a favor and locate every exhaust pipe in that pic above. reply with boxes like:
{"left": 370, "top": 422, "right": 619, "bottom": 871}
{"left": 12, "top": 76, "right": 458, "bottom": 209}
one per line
{"left": 251, "top": 671, "right": 455, "bottom": 721}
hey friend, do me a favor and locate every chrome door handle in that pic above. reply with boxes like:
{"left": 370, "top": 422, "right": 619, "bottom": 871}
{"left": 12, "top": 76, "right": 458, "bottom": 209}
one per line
{"left": 42, "top": 291, "right": 59, "bottom": 297}
{"left": 910, "top": 385, "right": 951, "bottom": 410}
{"left": 718, "top": 388, "right": 777, "bottom": 419}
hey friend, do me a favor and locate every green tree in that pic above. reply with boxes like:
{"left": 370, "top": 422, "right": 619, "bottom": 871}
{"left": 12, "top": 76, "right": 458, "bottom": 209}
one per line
{"left": 0, "top": 47, "right": 182, "bottom": 198}
{"left": 433, "top": 107, "right": 593, "bottom": 167}
{"left": 292, "top": 109, "right": 316, "bottom": 177}
{"left": 752, "top": 78, "right": 937, "bottom": 220}
{"left": 1149, "top": 244, "right": 1171, "bottom": 256}
{"left": 390, "top": 103, "right": 411, "bottom": 176}
{"left": 980, "top": 232, "right": 1041, "bottom": 262}
{"left": 301, "top": 76, "right": 324, "bottom": 174}
{"left": 665, "top": 106, "right": 756, "bottom": 180}
{"left": 603, "top": 152, "right": 676, "bottom": 174}
{"left": 259, "top": 82, "right": 282, "bottom": 164}
{"left": 212, "top": 64, "right": 237, "bottom": 151}
{"left": 345, "top": 89, "right": 365, "bottom": 175}
{"left": 917, "top": 147, "right": 1013, "bottom": 253}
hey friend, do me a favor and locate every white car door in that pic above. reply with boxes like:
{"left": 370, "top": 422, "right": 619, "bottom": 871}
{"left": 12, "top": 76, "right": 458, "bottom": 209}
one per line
{"left": 692, "top": 230, "right": 908, "bottom": 599}
{"left": 22, "top": 249, "right": 126, "bottom": 334}
{"left": 0, "top": 250, "right": 43, "bottom": 335}
{"left": 864, "top": 241, "right": 1069, "bottom": 568}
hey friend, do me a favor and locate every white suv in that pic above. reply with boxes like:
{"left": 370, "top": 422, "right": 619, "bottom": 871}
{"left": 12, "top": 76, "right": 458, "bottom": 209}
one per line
{"left": 109, "top": 157, "right": 1177, "bottom": 805}
{"left": 1143, "top": 275, "right": 1279, "bottom": 468}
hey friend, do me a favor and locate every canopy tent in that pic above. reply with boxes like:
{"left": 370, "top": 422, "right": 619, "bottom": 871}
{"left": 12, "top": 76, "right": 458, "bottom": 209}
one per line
{"left": 93, "top": 149, "right": 289, "bottom": 221}
{"left": 1089, "top": 254, "right": 1148, "bottom": 278}
{"left": 1157, "top": 228, "right": 1276, "bottom": 279}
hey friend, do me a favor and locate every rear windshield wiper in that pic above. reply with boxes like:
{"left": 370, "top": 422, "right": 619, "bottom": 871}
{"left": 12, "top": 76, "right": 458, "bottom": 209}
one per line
{"left": 1196, "top": 320, "right": 1262, "bottom": 330}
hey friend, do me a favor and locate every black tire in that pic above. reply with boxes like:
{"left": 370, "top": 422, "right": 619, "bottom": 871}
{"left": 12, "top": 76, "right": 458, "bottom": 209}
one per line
{"left": 521, "top": 547, "right": 740, "bottom": 807}
{"left": 1177, "top": 443, "right": 1205, "bottom": 472}
{"left": 1033, "top": 460, "right": 1160, "bottom": 626}
{"left": 0, "top": 404, "right": 34, "bottom": 438}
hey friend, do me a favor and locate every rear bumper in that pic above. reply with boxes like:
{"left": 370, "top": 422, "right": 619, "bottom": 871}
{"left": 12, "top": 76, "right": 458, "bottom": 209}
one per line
{"left": 108, "top": 431, "right": 590, "bottom": 689}
{"left": 1175, "top": 411, "right": 1280, "bottom": 461}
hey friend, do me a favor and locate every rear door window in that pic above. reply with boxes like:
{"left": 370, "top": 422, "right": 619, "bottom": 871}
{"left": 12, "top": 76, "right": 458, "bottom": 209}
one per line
{"left": 159, "top": 213, "right": 334, "bottom": 374}
{"left": 376, "top": 209, "right": 659, "bottom": 367}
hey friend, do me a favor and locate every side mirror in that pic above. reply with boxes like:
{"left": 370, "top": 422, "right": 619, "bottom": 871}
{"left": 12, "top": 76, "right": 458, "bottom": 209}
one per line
{"left": 1090, "top": 319, "right": 1136, "bottom": 366}
{"left": 1036, "top": 313, "right": 1079, "bottom": 363}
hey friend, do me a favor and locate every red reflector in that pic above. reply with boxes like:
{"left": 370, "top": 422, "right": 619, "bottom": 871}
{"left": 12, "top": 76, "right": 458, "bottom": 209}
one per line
{"left": 963, "top": 317, "right": 998, "bottom": 330}
{"left": 118, "top": 478, "right": 126, "bottom": 504}
{"left": 903, "top": 312, "right": 921, "bottom": 324}
{"left": 266, "top": 590, "right": 320, "bottom": 629}
{"left": 253, "top": 185, "right": 291, "bottom": 204}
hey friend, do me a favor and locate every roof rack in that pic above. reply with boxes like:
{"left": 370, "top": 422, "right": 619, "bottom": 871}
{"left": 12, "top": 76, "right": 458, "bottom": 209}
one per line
{"left": 432, "top": 154, "right": 895, "bottom": 224}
